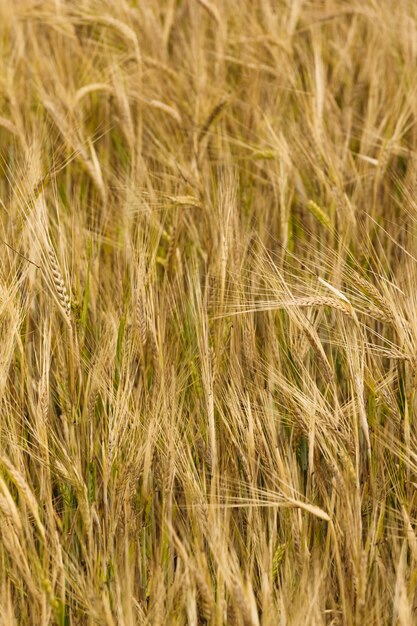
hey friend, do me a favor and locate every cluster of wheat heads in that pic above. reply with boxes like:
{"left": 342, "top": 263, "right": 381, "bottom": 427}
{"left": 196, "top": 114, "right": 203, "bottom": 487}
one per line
{"left": 1, "top": 1, "right": 417, "bottom": 624}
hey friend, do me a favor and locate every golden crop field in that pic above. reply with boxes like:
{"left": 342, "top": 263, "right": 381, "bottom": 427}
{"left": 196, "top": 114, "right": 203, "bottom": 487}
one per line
{"left": 0, "top": 1, "right": 417, "bottom": 624}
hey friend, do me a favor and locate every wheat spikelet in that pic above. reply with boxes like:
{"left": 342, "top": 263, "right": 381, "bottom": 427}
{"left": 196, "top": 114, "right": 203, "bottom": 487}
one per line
{"left": 0, "top": 459, "right": 46, "bottom": 542}
{"left": 147, "top": 99, "right": 182, "bottom": 123}
{"left": 306, "top": 199, "right": 330, "bottom": 227}
{"left": 299, "top": 318, "right": 334, "bottom": 382}
{"left": 152, "top": 330, "right": 160, "bottom": 387}
{"left": 136, "top": 290, "right": 148, "bottom": 348}
{"left": 73, "top": 484, "right": 92, "bottom": 543}
{"left": 195, "top": 561, "right": 213, "bottom": 621}
{"left": 37, "top": 374, "right": 50, "bottom": 429}
{"left": 218, "top": 296, "right": 353, "bottom": 319}
{"left": 353, "top": 272, "right": 395, "bottom": 325}
{"left": 290, "top": 295, "right": 352, "bottom": 315}
{"left": 364, "top": 304, "right": 394, "bottom": 325}
{"left": 232, "top": 582, "right": 254, "bottom": 626}
{"left": 81, "top": 14, "right": 142, "bottom": 65}
{"left": 378, "top": 138, "right": 394, "bottom": 177}
{"left": 0, "top": 116, "right": 18, "bottom": 137}
{"left": 47, "top": 245, "right": 71, "bottom": 323}
{"left": 0, "top": 479, "right": 22, "bottom": 532}
{"left": 152, "top": 448, "right": 163, "bottom": 493}
{"left": 198, "top": 96, "right": 228, "bottom": 144}
{"left": 289, "top": 294, "right": 395, "bottom": 325}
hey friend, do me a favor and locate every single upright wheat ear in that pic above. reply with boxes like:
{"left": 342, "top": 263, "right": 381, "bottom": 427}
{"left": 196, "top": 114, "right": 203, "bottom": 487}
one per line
{"left": 151, "top": 330, "right": 160, "bottom": 387}
{"left": 136, "top": 288, "right": 148, "bottom": 348}
{"left": 47, "top": 244, "right": 71, "bottom": 324}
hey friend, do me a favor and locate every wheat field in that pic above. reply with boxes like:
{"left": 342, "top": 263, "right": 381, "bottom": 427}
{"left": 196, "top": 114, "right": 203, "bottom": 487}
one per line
{"left": 1, "top": 1, "right": 417, "bottom": 624}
